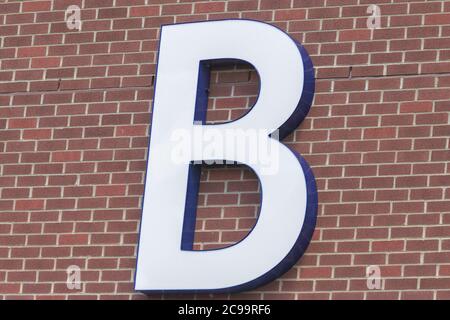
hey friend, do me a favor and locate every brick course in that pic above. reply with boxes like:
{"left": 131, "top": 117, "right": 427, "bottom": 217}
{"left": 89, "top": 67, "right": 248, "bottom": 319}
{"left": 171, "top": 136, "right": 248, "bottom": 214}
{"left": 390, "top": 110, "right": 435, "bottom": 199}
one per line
{"left": 0, "top": 0, "right": 450, "bottom": 299}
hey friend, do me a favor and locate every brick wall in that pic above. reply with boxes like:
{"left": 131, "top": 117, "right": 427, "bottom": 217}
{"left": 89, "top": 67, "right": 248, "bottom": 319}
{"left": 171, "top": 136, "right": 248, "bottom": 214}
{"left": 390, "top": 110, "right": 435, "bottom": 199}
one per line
{"left": 1, "top": 0, "right": 450, "bottom": 299}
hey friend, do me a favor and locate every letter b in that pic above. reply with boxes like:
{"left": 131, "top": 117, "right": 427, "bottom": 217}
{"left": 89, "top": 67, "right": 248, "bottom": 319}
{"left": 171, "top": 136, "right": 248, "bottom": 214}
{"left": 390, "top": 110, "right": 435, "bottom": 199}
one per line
{"left": 135, "top": 20, "right": 317, "bottom": 293}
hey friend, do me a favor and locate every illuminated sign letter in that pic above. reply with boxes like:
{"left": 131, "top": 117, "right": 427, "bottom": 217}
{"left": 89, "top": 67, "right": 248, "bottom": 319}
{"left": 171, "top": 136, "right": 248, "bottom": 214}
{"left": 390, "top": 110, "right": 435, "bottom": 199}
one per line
{"left": 135, "top": 20, "right": 317, "bottom": 293}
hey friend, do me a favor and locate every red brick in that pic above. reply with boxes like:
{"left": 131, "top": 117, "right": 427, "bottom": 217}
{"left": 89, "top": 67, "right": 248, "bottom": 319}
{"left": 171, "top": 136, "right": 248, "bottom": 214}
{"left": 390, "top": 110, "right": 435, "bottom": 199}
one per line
{"left": 31, "top": 57, "right": 61, "bottom": 68}
{"left": 22, "top": 1, "right": 51, "bottom": 12}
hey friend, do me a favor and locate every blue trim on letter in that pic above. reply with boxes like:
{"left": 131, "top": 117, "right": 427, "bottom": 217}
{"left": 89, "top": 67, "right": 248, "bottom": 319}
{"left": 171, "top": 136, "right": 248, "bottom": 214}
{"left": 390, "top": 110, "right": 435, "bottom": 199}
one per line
{"left": 180, "top": 61, "right": 210, "bottom": 250}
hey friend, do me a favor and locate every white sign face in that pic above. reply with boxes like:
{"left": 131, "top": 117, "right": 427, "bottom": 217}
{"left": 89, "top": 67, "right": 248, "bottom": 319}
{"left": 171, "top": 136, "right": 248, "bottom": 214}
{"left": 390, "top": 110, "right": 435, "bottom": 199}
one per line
{"left": 135, "top": 19, "right": 317, "bottom": 293}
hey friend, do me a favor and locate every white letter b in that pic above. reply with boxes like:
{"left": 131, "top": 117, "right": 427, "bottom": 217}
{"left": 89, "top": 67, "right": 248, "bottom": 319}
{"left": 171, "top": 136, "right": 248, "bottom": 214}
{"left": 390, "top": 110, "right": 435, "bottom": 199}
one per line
{"left": 135, "top": 20, "right": 317, "bottom": 293}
